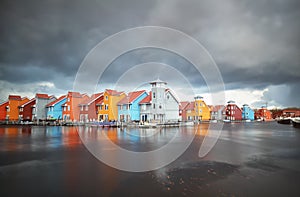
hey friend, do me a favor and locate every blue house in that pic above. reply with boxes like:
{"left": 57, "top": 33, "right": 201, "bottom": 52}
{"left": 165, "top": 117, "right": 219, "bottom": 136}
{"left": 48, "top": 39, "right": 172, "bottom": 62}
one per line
{"left": 46, "top": 95, "right": 67, "bottom": 120}
{"left": 117, "top": 90, "right": 148, "bottom": 122}
{"left": 242, "top": 104, "right": 255, "bottom": 121}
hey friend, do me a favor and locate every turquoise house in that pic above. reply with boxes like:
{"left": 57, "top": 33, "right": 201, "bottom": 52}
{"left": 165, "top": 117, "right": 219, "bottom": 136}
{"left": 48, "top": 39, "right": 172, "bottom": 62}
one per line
{"left": 46, "top": 95, "right": 67, "bottom": 120}
{"left": 117, "top": 90, "right": 148, "bottom": 122}
{"left": 242, "top": 104, "right": 255, "bottom": 121}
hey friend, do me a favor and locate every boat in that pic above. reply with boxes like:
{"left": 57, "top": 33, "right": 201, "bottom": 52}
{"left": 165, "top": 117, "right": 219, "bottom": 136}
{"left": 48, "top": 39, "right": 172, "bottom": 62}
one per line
{"left": 292, "top": 118, "right": 300, "bottom": 128}
{"left": 277, "top": 118, "right": 291, "bottom": 125}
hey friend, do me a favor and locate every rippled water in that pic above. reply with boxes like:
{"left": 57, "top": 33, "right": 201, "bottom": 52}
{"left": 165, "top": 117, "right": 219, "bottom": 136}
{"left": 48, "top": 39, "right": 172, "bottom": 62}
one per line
{"left": 0, "top": 122, "right": 300, "bottom": 196}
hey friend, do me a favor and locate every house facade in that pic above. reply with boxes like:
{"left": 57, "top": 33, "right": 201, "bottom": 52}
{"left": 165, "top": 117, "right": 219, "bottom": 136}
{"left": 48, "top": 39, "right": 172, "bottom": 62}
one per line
{"left": 242, "top": 104, "right": 255, "bottom": 121}
{"left": 179, "top": 101, "right": 190, "bottom": 121}
{"left": 225, "top": 101, "right": 242, "bottom": 121}
{"left": 79, "top": 93, "right": 103, "bottom": 122}
{"left": 0, "top": 101, "right": 9, "bottom": 121}
{"left": 62, "top": 92, "right": 88, "bottom": 122}
{"left": 19, "top": 98, "right": 36, "bottom": 121}
{"left": 32, "top": 93, "right": 56, "bottom": 121}
{"left": 139, "top": 92, "right": 152, "bottom": 122}
{"left": 210, "top": 105, "right": 226, "bottom": 121}
{"left": 7, "top": 95, "right": 29, "bottom": 121}
{"left": 97, "top": 89, "right": 126, "bottom": 121}
{"left": 46, "top": 95, "right": 67, "bottom": 120}
{"left": 193, "top": 96, "right": 211, "bottom": 121}
{"left": 117, "top": 90, "right": 148, "bottom": 122}
{"left": 255, "top": 107, "right": 272, "bottom": 121}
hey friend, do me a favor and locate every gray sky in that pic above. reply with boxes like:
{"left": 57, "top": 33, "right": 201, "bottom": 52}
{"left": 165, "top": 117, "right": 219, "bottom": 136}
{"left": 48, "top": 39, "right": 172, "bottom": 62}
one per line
{"left": 0, "top": 0, "right": 299, "bottom": 108}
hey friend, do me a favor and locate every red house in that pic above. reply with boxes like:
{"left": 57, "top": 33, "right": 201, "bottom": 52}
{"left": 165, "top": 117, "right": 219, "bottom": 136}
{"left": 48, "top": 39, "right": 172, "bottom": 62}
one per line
{"left": 225, "top": 101, "right": 242, "bottom": 121}
{"left": 79, "top": 93, "right": 103, "bottom": 122}
{"left": 62, "top": 92, "right": 88, "bottom": 122}
{"left": 0, "top": 101, "right": 9, "bottom": 121}
{"left": 179, "top": 101, "right": 190, "bottom": 121}
{"left": 18, "top": 98, "right": 36, "bottom": 121}
{"left": 255, "top": 107, "right": 272, "bottom": 121}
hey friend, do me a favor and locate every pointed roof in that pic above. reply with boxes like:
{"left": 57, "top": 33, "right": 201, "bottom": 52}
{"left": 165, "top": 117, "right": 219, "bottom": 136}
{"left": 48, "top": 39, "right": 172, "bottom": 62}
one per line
{"left": 67, "top": 91, "right": 82, "bottom": 98}
{"left": 0, "top": 101, "right": 9, "bottom": 107}
{"left": 105, "top": 89, "right": 124, "bottom": 96}
{"left": 139, "top": 92, "right": 152, "bottom": 104}
{"left": 179, "top": 101, "right": 190, "bottom": 110}
{"left": 149, "top": 78, "right": 167, "bottom": 85}
{"left": 165, "top": 89, "right": 180, "bottom": 103}
{"left": 19, "top": 98, "right": 36, "bottom": 108}
{"left": 46, "top": 95, "right": 67, "bottom": 107}
{"left": 79, "top": 93, "right": 103, "bottom": 106}
{"left": 36, "top": 93, "right": 51, "bottom": 99}
{"left": 212, "top": 105, "right": 225, "bottom": 112}
{"left": 186, "top": 102, "right": 195, "bottom": 110}
{"left": 118, "top": 90, "right": 146, "bottom": 105}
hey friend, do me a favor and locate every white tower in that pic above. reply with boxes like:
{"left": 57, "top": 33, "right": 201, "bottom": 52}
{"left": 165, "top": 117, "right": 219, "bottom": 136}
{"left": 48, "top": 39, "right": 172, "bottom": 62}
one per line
{"left": 150, "top": 79, "right": 167, "bottom": 122}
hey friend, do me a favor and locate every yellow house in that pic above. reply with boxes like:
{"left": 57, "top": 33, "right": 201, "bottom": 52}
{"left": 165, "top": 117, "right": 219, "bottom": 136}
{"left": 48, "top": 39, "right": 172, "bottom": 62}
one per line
{"left": 185, "top": 96, "right": 211, "bottom": 121}
{"left": 97, "top": 89, "right": 126, "bottom": 121}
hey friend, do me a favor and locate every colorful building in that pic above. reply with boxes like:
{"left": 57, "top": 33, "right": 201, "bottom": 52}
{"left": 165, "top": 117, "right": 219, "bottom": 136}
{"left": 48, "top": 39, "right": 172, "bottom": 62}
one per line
{"left": 182, "top": 96, "right": 211, "bottom": 121}
{"left": 32, "top": 93, "right": 56, "bottom": 121}
{"left": 210, "top": 105, "right": 226, "bottom": 121}
{"left": 7, "top": 95, "right": 30, "bottom": 121}
{"left": 255, "top": 106, "right": 272, "bottom": 121}
{"left": 46, "top": 95, "right": 67, "bottom": 120}
{"left": 139, "top": 92, "right": 152, "bottom": 122}
{"left": 117, "top": 90, "right": 148, "bottom": 122}
{"left": 79, "top": 93, "right": 103, "bottom": 122}
{"left": 179, "top": 101, "right": 190, "bottom": 121}
{"left": 62, "top": 92, "right": 88, "bottom": 122}
{"left": 0, "top": 101, "right": 9, "bottom": 121}
{"left": 225, "top": 101, "right": 242, "bottom": 121}
{"left": 97, "top": 89, "right": 126, "bottom": 121}
{"left": 242, "top": 104, "right": 255, "bottom": 121}
{"left": 18, "top": 98, "right": 36, "bottom": 121}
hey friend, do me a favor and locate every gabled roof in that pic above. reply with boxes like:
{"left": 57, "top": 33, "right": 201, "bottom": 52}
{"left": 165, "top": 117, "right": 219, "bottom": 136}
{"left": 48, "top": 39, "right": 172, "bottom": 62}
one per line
{"left": 212, "top": 105, "right": 225, "bottom": 112}
{"left": 0, "top": 101, "right": 9, "bottom": 107}
{"left": 19, "top": 98, "right": 36, "bottom": 108}
{"left": 36, "top": 93, "right": 50, "bottom": 99}
{"left": 165, "top": 89, "right": 180, "bottom": 103}
{"left": 8, "top": 95, "right": 21, "bottom": 100}
{"left": 68, "top": 91, "right": 82, "bottom": 98}
{"left": 179, "top": 101, "right": 190, "bottom": 110}
{"left": 186, "top": 102, "right": 195, "bottom": 110}
{"left": 105, "top": 89, "right": 124, "bottom": 96}
{"left": 79, "top": 93, "right": 103, "bottom": 106}
{"left": 46, "top": 95, "right": 67, "bottom": 107}
{"left": 118, "top": 90, "right": 146, "bottom": 105}
{"left": 139, "top": 92, "right": 152, "bottom": 104}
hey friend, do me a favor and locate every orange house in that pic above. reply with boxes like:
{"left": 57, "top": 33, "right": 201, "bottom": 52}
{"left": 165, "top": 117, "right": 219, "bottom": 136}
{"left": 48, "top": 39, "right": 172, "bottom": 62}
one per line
{"left": 62, "top": 92, "right": 88, "bottom": 122}
{"left": 97, "top": 89, "right": 126, "bottom": 121}
{"left": 7, "top": 95, "right": 30, "bottom": 121}
{"left": 0, "top": 101, "right": 9, "bottom": 121}
{"left": 255, "top": 107, "right": 273, "bottom": 121}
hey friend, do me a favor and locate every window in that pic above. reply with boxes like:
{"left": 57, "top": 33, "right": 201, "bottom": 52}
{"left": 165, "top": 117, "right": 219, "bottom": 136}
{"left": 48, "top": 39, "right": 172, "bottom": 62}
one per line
{"left": 153, "top": 92, "right": 156, "bottom": 99}
{"left": 20, "top": 108, "right": 23, "bottom": 112}
{"left": 142, "top": 104, "right": 146, "bottom": 110}
{"left": 67, "top": 98, "right": 70, "bottom": 102}
{"left": 68, "top": 105, "right": 70, "bottom": 111}
{"left": 81, "top": 106, "right": 83, "bottom": 111}
{"left": 100, "top": 105, "right": 103, "bottom": 110}
{"left": 85, "top": 106, "right": 88, "bottom": 111}
{"left": 105, "top": 104, "right": 108, "bottom": 110}
{"left": 159, "top": 105, "right": 162, "bottom": 109}
{"left": 105, "top": 95, "right": 108, "bottom": 100}
{"left": 153, "top": 104, "right": 155, "bottom": 109}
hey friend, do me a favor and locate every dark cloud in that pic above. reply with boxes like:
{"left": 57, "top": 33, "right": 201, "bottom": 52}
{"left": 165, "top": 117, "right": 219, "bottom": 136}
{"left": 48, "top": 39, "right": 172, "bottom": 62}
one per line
{"left": 0, "top": 0, "right": 299, "bottom": 107}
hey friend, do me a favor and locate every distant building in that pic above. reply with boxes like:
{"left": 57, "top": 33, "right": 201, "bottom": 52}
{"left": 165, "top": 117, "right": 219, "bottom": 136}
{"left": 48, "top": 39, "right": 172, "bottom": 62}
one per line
{"left": 62, "top": 92, "right": 88, "bottom": 122}
{"left": 242, "top": 104, "right": 255, "bottom": 121}
{"left": 280, "top": 109, "right": 300, "bottom": 118}
{"left": 210, "top": 105, "right": 226, "bottom": 121}
{"left": 32, "top": 93, "right": 56, "bottom": 122}
{"left": 19, "top": 98, "right": 36, "bottom": 121}
{"left": 97, "top": 89, "right": 126, "bottom": 121}
{"left": 7, "top": 95, "right": 30, "bottom": 121}
{"left": 183, "top": 96, "right": 211, "bottom": 121}
{"left": 46, "top": 95, "right": 67, "bottom": 120}
{"left": 117, "top": 90, "right": 148, "bottom": 122}
{"left": 79, "top": 93, "right": 103, "bottom": 122}
{"left": 255, "top": 106, "right": 272, "bottom": 121}
{"left": 225, "top": 101, "right": 242, "bottom": 121}
{"left": 139, "top": 92, "right": 152, "bottom": 122}
{"left": 149, "top": 79, "right": 180, "bottom": 122}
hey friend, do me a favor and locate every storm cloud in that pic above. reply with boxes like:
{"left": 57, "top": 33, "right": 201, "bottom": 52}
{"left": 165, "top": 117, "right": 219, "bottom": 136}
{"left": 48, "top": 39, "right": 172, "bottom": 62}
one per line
{"left": 0, "top": 0, "right": 299, "bottom": 107}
